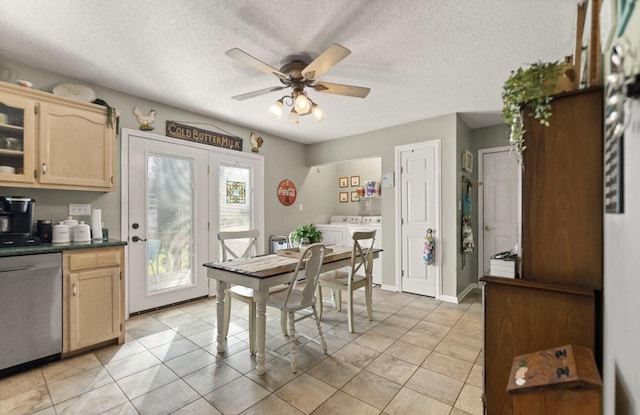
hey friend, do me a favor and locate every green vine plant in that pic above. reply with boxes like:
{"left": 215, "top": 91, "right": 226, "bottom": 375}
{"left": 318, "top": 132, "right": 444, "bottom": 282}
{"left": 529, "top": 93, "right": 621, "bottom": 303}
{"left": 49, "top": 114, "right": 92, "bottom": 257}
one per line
{"left": 501, "top": 61, "right": 564, "bottom": 165}
{"left": 291, "top": 224, "right": 323, "bottom": 245}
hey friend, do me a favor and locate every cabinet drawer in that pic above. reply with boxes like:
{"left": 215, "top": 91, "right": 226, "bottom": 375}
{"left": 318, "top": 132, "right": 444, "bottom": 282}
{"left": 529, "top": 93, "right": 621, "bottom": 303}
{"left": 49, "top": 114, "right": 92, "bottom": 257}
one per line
{"left": 65, "top": 248, "right": 121, "bottom": 271}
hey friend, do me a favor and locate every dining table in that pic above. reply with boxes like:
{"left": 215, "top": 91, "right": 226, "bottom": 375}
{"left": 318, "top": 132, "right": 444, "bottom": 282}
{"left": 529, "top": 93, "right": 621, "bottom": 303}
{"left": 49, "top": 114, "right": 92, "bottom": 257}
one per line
{"left": 203, "top": 245, "right": 381, "bottom": 375}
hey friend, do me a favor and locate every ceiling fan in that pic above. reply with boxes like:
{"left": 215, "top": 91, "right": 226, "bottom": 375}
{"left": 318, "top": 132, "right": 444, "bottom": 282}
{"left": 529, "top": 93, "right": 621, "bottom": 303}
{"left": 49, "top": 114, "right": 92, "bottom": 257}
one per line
{"left": 225, "top": 43, "right": 371, "bottom": 123}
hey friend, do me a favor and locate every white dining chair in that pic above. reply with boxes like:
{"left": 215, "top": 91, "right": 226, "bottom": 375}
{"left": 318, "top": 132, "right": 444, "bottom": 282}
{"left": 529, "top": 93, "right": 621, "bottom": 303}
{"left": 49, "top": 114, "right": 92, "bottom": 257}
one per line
{"left": 266, "top": 243, "right": 327, "bottom": 373}
{"left": 317, "top": 230, "right": 376, "bottom": 333}
{"left": 217, "top": 230, "right": 288, "bottom": 354}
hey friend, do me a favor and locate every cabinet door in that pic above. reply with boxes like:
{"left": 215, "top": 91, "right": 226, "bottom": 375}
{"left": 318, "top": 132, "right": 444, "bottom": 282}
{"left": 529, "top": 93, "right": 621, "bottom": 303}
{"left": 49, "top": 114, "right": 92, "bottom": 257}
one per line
{"left": 0, "top": 93, "right": 36, "bottom": 185}
{"left": 68, "top": 267, "right": 121, "bottom": 351}
{"left": 521, "top": 88, "right": 603, "bottom": 289}
{"left": 38, "top": 101, "right": 114, "bottom": 191}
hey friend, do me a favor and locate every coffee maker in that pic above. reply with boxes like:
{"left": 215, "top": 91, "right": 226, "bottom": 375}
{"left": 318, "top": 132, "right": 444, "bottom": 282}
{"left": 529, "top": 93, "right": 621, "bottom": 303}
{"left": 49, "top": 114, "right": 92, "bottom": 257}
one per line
{"left": 0, "top": 196, "right": 41, "bottom": 246}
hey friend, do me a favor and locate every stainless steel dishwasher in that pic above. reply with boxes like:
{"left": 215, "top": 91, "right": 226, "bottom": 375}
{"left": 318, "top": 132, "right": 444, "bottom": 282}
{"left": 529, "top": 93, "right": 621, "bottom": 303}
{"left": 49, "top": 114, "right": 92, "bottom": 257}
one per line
{"left": 0, "top": 253, "right": 62, "bottom": 376}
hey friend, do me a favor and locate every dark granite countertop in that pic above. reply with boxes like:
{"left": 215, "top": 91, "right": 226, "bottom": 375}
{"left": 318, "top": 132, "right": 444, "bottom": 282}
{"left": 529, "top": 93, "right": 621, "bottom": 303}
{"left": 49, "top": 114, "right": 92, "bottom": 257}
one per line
{"left": 0, "top": 239, "right": 127, "bottom": 257}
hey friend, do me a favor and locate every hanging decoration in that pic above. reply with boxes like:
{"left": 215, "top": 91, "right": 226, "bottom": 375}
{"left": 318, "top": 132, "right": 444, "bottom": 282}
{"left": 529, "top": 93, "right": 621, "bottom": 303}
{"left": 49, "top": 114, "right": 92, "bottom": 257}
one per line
{"left": 277, "top": 179, "right": 297, "bottom": 206}
{"left": 461, "top": 176, "right": 475, "bottom": 268}
{"left": 423, "top": 228, "right": 435, "bottom": 265}
{"left": 226, "top": 180, "right": 246, "bottom": 204}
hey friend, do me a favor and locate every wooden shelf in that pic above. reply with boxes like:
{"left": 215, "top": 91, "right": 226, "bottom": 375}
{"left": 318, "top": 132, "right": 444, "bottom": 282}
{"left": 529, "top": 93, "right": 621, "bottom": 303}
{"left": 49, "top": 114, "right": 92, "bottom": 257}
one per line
{"left": 0, "top": 123, "right": 24, "bottom": 132}
{"left": 0, "top": 148, "right": 24, "bottom": 157}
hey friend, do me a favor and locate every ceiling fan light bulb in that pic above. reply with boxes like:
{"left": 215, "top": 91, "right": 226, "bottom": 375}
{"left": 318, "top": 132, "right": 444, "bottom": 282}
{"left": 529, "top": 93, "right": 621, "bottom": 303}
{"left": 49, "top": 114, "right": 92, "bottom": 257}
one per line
{"left": 268, "top": 100, "right": 284, "bottom": 119}
{"left": 312, "top": 104, "right": 325, "bottom": 121}
{"left": 294, "top": 94, "right": 310, "bottom": 114}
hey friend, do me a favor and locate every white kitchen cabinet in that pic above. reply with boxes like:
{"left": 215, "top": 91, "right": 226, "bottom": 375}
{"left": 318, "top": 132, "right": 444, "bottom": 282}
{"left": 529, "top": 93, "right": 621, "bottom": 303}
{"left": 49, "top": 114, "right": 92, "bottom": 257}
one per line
{"left": 63, "top": 246, "right": 124, "bottom": 354}
{"left": 0, "top": 80, "right": 116, "bottom": 191}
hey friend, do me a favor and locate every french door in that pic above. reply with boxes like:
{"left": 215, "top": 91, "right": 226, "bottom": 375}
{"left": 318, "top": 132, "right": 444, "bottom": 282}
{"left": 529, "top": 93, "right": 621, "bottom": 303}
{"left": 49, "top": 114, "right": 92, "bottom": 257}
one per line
{"left": 127, "top": 134, "right": 209, "bottom": 314}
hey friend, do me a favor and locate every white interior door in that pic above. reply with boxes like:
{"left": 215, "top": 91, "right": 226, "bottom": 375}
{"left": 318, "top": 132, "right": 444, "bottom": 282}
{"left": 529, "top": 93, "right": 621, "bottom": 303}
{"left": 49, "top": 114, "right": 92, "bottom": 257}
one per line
{"left": 397, "top": 141, "right": 440, "bottom": 297}
{"left": 479, "top": 147, "right": 519, "bottom": 277}
{"left": 128, "top": 135, "right": 209, "bottom": 313}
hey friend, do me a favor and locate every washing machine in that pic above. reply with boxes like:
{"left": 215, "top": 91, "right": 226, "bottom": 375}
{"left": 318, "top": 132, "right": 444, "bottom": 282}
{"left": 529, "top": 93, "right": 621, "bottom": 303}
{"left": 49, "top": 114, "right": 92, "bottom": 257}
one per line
{"left": 315, "top": 216, "right": 363, "bottom": 246}
{"left": 355, "top": 216, "right": 382, "bottom": 285}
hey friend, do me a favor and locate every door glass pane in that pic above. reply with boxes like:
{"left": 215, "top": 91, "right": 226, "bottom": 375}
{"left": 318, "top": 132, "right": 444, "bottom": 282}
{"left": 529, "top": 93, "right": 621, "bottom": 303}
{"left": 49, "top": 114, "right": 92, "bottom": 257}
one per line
{"left": 146, "top": 154, "right": 194, "bottom": 293}
{"left": 219, "top": 164, "right": 252, "bottom": 254}
{"left": 0, "top": 101, "right": 26, "bottom": 177}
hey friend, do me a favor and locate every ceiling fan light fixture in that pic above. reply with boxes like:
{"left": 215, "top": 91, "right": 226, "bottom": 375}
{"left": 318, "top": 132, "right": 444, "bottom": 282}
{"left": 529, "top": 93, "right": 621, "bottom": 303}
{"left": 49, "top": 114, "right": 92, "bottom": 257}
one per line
{"left": 268, "top": 99, "right": 284, "bottom": 119}
{"left": 311, "top": 103, "right": 326, "bottom": 122}
{"left": 288, "top": 108, "right": 300, "bottom": 124}
{"left": 294, "top": 93, "right": 310, "bottom": 114}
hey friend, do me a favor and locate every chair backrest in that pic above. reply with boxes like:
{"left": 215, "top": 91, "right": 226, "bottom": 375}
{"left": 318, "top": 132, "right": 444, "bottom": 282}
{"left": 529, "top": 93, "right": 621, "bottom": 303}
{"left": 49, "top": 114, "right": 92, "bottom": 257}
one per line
{"left": 348, "top": 230, "right": 377, "bottom": 282}
{"left": 217, "top": 230, "right": 260, "bottom": 261}
{"left": 282, "top": 243, "right": 326, "bottom": 307}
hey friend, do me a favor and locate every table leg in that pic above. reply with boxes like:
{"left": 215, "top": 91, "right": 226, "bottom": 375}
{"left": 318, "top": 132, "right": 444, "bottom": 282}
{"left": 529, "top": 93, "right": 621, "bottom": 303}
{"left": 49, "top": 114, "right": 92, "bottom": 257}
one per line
{"left": 216, "top": 280, "right": 228, "bottom": 354}
{"left": 253, "top": 287, "right": 269, "bottom": 376}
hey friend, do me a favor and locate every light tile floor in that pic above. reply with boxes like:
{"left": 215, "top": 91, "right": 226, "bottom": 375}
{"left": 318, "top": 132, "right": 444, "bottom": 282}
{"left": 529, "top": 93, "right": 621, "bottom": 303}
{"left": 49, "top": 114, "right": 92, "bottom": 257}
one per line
{"left": 0, "top": 287, "right": 483, "bottom": 415}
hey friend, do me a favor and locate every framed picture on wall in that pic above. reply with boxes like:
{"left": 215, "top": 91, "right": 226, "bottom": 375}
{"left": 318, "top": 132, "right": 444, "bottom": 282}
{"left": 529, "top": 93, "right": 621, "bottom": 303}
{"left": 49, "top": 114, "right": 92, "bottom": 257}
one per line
{"left": 339, "top": 192, "right": 348, "bottom": 203}
{"left": 350, "top": 175, "right": 360, "bottom": 187}
{"left": 462, "top": 150, "right": 473, "bottom": 173}
{"left": 339, "top": 176, "right": 348, "bottom": 188}
{"left": 351, "top": 191, "right": 360, "bottom": 202}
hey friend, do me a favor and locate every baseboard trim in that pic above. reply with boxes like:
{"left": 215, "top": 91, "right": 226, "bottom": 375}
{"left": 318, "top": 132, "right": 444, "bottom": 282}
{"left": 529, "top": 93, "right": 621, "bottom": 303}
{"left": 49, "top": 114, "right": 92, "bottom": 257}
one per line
{"left": 439, "top": 283, "right": 478, "bottom": 304}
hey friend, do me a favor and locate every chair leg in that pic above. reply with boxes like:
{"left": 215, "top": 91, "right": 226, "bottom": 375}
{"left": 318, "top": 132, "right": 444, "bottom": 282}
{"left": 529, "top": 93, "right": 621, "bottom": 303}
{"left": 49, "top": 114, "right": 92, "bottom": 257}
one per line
{"left": 248, "top": 300, "right": 257, "bottom": 355}
{"left": 311, "top": 304, "right": 328, "bottom": 354}
{"left": 365, "top": 280, "right": 373, "bottom": 321}
{"left": 334, "top": 289, "right": 342, "bottom": 312}
{"left": 317, "top": 286, "right": 324, "bottom": 320}
{"left": 280, "top": 311, "right": 288, "bottom": 337}
{"left": 347, "top": 289, "right": 355, "bottom": 333}
{"left": 223, "top": 290, "right": 232, "bottom": 339}
{"left": 288, "top": 311, "right": 297, "bottom": 373}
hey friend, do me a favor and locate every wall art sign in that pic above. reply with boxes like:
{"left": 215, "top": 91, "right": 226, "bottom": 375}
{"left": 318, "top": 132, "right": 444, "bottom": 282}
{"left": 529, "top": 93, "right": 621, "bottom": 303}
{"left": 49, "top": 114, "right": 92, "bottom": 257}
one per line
{"left": 604, "top": 43, "right": 625, "bottom": 213}
{"left": 166, "top": 121, "right": 243, "bottom": 151}
{"left": 277, "top": 179, "right": 297, "bottom": 206}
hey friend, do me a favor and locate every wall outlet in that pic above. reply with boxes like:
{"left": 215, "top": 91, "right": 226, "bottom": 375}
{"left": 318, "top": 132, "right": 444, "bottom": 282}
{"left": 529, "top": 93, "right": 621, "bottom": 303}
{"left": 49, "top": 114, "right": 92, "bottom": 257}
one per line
{"left": 69, "top": 203, "right": 91, "bottom": 216}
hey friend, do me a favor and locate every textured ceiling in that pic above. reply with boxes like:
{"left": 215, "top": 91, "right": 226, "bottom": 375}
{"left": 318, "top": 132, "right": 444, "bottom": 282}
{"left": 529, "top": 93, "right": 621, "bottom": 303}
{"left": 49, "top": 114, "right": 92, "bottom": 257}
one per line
{"left": 0, "top": 0, "right": 582, "bottom": 144}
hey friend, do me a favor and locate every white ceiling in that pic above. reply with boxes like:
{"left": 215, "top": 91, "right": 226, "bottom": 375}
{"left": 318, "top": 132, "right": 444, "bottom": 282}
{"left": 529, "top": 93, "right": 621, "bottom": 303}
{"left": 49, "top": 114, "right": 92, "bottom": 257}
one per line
{"left": 0, "top": 0, "right": 581, "bottom": 144}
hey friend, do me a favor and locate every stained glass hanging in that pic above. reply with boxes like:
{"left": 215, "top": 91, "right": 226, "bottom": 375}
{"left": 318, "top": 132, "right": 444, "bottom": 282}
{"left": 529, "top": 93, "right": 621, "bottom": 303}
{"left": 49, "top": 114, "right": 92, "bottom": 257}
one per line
{"left": 226, "top": 180, "right": 246, "bottom": 204}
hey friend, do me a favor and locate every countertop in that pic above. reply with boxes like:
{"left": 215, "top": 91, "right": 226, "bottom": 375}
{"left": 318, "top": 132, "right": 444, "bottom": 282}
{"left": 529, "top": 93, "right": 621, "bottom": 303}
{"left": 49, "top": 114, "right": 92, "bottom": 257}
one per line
{"left": 0, "top": 239, "right": 127, "bottom": 257}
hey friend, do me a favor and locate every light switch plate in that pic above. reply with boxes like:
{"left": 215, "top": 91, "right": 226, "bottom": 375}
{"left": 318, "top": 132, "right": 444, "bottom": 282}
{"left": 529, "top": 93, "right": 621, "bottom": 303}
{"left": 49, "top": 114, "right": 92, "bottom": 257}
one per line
{"left": 69, "top": 203, "right": 91, "bottom": 216}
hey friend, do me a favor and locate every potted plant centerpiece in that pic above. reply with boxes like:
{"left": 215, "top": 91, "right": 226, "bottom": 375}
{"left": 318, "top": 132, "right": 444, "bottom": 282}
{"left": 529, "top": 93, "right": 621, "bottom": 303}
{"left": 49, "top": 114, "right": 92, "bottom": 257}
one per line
{"left": 290, "top": 224, "right": 323, "bottom": 250}
{"left": 502, "top": 58, "right": 576, "bottom": 164}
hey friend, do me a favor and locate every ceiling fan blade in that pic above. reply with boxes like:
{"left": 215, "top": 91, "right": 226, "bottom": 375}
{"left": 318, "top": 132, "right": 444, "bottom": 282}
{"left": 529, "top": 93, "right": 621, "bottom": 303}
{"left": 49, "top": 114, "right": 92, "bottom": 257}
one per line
{"left": 312, "top": 82, "right": 371, "bottom": 98}
{"left": 302, "top": 43, "right": 351, "bottom": 81}
{"left": 226, "top": 48, "right": 289, "bottom": 83}
{"left": 231, "top": 86, "right": 288, "bottom": 101}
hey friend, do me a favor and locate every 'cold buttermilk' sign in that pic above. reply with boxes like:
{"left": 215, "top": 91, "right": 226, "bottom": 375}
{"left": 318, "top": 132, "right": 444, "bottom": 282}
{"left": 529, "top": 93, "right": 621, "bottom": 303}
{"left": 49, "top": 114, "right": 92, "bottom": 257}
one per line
{"left": 166, "top": 121, "right": 243, "bottom": 152}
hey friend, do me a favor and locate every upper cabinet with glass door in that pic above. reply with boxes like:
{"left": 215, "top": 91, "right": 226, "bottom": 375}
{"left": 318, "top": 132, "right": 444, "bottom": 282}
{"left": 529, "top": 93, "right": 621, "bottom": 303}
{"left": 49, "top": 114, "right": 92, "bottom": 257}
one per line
{"left": 0, "top": 81, "right": 116, "bottom": 192}
{"left": 0, "top": 93, "right": 36, "bottom": 185}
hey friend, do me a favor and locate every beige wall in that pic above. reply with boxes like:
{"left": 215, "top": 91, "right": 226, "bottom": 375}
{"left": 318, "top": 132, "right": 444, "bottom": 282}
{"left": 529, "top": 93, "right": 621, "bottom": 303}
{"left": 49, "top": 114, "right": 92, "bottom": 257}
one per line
{"left": 307, "top": 114, "right": 462, "bottom": 298}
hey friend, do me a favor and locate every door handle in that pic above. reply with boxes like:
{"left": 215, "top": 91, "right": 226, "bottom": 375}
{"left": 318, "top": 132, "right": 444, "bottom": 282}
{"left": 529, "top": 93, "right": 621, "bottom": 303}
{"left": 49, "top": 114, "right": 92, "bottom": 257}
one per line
{"left": 484, "top": 225, "right": 493, "bottom": 231}
{"left": 131, "top": 235, "right": 147, "bottom": 242}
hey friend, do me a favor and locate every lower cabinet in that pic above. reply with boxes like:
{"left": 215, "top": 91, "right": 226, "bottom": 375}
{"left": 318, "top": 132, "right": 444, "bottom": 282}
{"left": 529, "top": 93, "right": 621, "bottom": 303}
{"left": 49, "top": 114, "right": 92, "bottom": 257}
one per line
{"left": 63, "top": 246, "right": 124, "bottom": 354}
{"left": 482, "top": 277, "right": 598, "bottom": 415}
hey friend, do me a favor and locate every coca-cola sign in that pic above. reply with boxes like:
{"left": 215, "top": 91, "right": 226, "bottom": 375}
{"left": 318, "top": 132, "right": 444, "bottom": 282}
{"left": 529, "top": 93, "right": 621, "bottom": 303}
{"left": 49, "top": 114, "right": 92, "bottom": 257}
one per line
{"left": 277, "top": 179, "right": 297, "bottom": 206}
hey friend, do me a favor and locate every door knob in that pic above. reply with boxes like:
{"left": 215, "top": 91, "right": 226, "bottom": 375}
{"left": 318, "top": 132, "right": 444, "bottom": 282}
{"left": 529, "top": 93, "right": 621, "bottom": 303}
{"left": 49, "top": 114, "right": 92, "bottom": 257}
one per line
{"left": 131, "top": 235, "right": 147, "bottom": 242}
{"left": 484, "top": 225, "right": 493, "bottom": 231}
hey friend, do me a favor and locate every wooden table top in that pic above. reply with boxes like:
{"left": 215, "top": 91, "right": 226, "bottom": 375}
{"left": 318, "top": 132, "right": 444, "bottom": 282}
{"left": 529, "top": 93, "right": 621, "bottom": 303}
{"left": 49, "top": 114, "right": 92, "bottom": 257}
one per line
{"left": 204, "top": 246, "right": 381, "bottom": 278}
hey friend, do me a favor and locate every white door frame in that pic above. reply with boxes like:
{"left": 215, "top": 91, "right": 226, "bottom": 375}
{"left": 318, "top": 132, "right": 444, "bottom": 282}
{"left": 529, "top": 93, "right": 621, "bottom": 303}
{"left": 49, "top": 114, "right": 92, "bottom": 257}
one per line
{"left": 121, "top": 128, "right": 264, "bottom": 318}
{"left": 394, "top": 140, "right": 442, "bottom": 298}
{"left": 477, "top": 146, "right": 521, "bottom": 281}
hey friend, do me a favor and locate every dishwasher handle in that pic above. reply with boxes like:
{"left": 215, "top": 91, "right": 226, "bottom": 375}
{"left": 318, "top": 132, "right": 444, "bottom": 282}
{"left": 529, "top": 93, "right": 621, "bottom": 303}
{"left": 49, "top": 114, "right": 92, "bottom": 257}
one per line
{"left": 0, "top": 266, "right": 38, "bottom": 273}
